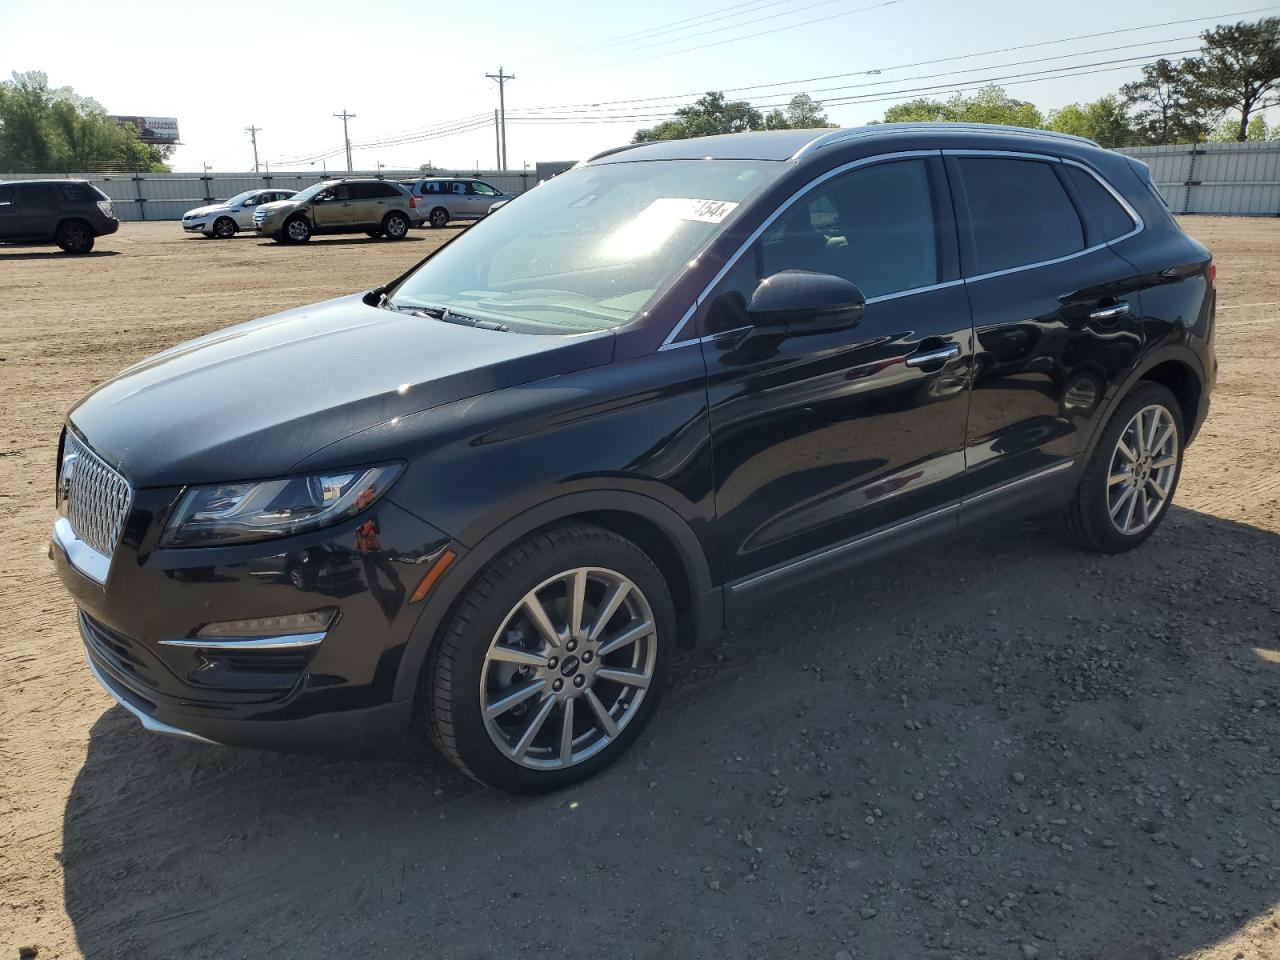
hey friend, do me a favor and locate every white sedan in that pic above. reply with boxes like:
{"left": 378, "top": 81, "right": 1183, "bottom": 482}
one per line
{"left": 181, "top": 189, "right": 297, "bottom": 238}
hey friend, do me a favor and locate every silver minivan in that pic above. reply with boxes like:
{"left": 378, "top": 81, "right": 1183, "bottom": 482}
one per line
{"left": 404, "top": 177, "right": 511, "bottom": 228}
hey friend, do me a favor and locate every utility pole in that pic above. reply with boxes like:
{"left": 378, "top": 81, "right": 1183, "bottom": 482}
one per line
{"left": 244, "top": 124, "right": 262, "bottom": 173}
{"left": 494, "top": 109, "right": 501, "bottom": 171}
{"left": 333, "top": 109, "right": 356, "bottom": 172}
{"left": 485, "top": 67, "right": 514, "bottom": 170}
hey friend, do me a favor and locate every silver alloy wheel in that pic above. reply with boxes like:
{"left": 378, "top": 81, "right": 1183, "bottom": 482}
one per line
{"left": 430, "top": 208, "right": 448, "bottom": 228}
{"left": 286, "top": 218, "right": 310, "bottom": 242}
{"left": 214, "top": 217, "right": 236, "bottom": 238}
{"left": 480, "top": 566, "right": 658, "bottom": 770}
{"left": 1107, "top": 403, "right": 1178, "bottom": 535}
{"left": 385, "top": 214, "right": 407, "bottom": 238}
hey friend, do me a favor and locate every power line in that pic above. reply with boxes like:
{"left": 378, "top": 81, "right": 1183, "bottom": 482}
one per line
{"left": 244, "top": 125, "right": 261, "bottom": 173}
{"left": 546, "top": 0, "right": 789, "bottom": 59}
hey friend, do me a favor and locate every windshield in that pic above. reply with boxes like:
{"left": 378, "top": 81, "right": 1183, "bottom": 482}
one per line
{"left": 225, "top": 190, "right": 257, "bottom": 206}
{"left": 388, "top": 159, "right": 784, "bottom": 334}
{"left": 292, "top": 182, "right": 331, "bottom": 203}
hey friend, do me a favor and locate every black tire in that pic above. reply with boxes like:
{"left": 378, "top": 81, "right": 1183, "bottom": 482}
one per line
{"left": 281, "top": 215, "right": 311, "bottom": 243}
{"left": 365, "top": 230, "right": 384, "bottom": 239}
{"left": 382, "top": 211, "right": 410, "bottom": 240}
{"left": 1060, "top": 381, "right": 1185, "bottom": 553}
{"left": 428, "top": 207, "right": 449, "bottom": 229}
{"left": 421, "top": 523, "right": 674, "bottom": 794}
{"left": 55, "top": 220, "right": 94, "bottom": 254}
{"left": 212, "top": 216, "right": 237, "bottom": 239}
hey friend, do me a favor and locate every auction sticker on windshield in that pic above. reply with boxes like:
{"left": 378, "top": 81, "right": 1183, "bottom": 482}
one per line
{"left": 642, "top": 198, "right": 740, "bottom": 223}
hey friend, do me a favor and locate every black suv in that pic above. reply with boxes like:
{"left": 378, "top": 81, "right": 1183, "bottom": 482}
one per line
{"left": 0, "top": 179, "right": 119, "bottom": 253}
{"left": 51, "top": 124, "right": 1215, "bottom": 793}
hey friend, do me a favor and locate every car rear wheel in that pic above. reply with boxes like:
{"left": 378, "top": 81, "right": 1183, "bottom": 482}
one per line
{"left": 55, "top": 220, "right": 94, "bottom": 254}
{"left": 422, "top": 523, "right": 673, "bottom": 794}
{"left": 382, "top": 211, "right": 409, "bottom": 240}
{"left": 212, "top": 216, "right": 237, "bottom": 239}
{"left": 282, "top": 216, "right": 311, "bottom": 243}
{"left": 429, "top": 207, "right": 449, "bottom": 228}
{"left": 1061, "top": 382, "right": 1184, "bottom": 553}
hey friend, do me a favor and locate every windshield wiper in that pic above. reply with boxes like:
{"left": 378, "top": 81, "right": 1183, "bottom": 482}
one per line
{"left": 400, "top": 303, "right": 510, "bottom": 332}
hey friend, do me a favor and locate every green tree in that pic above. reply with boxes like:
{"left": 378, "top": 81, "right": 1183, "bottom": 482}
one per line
{"left": 763, "top": 93, "right": 836, "bottom": 130}
{"left": 1122, "top": 59, "right": 1214, "bottom": 144}
{"left": 0, "top": 70, "right": 169, "bottom": 172}
{"left": 1209, "top": 113, "right": 1275, "bottom": 140}
{"left": 1183, "top": 17, "right": 1280, "bottom": 142}
{"left": 1045, "top": 95, "right": 1136, "bottom": 147}
{"left": 883, "top": 85, "right": 1044, "bottom": 127}
{"left": 633, "top": 91, "right": 763, "bottom": 142}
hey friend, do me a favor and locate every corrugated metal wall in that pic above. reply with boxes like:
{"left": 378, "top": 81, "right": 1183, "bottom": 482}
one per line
{"left": 1117, "top": 141, "right": 1280, "bottom": 216}
{"left": 0, "top": 169, "right": 540, "bottom": 221}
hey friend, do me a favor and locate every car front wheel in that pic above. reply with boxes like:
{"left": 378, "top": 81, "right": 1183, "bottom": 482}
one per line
{"left": 1061, "top": 382, "right": 1185, "bottom": 553}
{"left": 422, "top": 524, "right": 673, "bottom": 793}
{"left": 213, "top": 216, "right": 237, "bottom": 239}
{"left": 282, "top": 216, "right": 311, "bottom": 243}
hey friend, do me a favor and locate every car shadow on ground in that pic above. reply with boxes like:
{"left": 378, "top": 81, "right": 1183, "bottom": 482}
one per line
{"left": 0, "top": 249, "right": 119, "bottom": 260}
{"left": 61, "top": 506, "right": 1280, "bottom": 959}
{"left": 255, "top": 236, "right": 429, "bottom": 248}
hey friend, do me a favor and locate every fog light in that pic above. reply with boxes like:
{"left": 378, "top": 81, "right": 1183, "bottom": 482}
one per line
{"left": 195, "top": 609, "right": 336, "bottom": 639}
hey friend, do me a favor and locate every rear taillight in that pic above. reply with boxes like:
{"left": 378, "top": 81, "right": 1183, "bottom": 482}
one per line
{"left": 1206, "top": 261, "right": 1216, "bottom": 286}
{"left": 96, "top": 199, "right": 112, "bottom": 218}
{"left": 409, "top": 196, "right": 416, "bottom": 208}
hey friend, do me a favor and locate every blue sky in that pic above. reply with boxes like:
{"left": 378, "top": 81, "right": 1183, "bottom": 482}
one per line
{"left": 1, "top": 0, "right": 1276, "bottom": 171}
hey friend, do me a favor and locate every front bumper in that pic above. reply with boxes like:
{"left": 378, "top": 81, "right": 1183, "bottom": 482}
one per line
{"left": 182, "top": 219, "right": 212, "bottom": 234}
{"left": 52, "top": 489, "right": 453, "bottom": 752}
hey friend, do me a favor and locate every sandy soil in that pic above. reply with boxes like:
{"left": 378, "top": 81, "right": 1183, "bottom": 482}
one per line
{"left": 1, "top": 219, "right": 1279, "bottom": 960}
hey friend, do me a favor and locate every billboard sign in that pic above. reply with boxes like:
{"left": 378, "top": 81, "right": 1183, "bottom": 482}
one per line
{"left": 110, "top": 116, "right": 180, "bottom": 144}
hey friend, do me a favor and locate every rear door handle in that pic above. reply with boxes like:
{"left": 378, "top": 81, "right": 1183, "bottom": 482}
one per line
{"left": 1089, "top": 302, "right": 1130, "bottom": 322}
{"left": 905, "top": 343, "right": 961, "bottom": 368}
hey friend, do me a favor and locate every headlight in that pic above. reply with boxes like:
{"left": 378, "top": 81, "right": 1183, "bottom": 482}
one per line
{"left": 161, "top": 463, "right": 402, "bottom": 547}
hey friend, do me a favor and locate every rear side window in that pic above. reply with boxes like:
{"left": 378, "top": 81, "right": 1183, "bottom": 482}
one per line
{"left": 372, "top": 182, "right": 400, "bottom": 198}
{"left": 956, "top": 157, "right": 1084, "bottom": 275}
{"left": 60, "top": 183, "right": 95, "bottom": 202}
{"left": 1061, "top": 165, "right": 1135, "bottom": 243}
{"left": 20, "top": 183, "right": 59, "bottom": 205}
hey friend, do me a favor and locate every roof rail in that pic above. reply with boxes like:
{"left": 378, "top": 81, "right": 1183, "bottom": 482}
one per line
{"left": 792, "top": 122, "right": 1099, "bottom": 158}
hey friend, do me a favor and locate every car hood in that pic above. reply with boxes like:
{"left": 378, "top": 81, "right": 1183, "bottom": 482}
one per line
{"left": 185, "top": 203, "right": 229, "bottom": 217}
{"left": 254, "top": 200, "right": 296, "bottom": 216}
{"left": 68, "top": 293, "right": 615, "bottom": 487}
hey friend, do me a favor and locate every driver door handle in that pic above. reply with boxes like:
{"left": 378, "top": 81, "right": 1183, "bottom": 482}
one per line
{"left": 905, "top": 343, "right": 961, "bottom": 368}
{"left": 1089, "top": 302, "right": 1131, "bottom": 322}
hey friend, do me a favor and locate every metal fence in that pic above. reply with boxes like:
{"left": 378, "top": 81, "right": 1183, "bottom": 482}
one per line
{"left": 1117, "top": 141, "right": 1280, "bottom": 216}
{"left": 0, "top": 168, "right": 542, "bottom": 221}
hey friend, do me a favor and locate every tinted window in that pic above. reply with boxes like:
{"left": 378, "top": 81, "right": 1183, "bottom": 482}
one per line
{"left": 21, "top": 183, "right": 59, "bottom": 205}
{"left": 760, "top": 159, "right": 939, "bottom": 299}
{"left": 0, "top": 184, "right": 13, "bottom": 205}
{"left": 60, "top": 183, "right": 93, "bottom": 202}
{"left": 330, "top": 184, "right": 350, "bottom": 200}
{"left": 957, "top": 158, "right": 1084, "bottom": 274}
{"left": 1062, "top": 164, "right": 1135, "bottom": 243}
{"left": 372, "top": 182, "right": 400, "bottom": 198}
{"left": 449, "top": 181, "right": 467, "bottom": 195}
{"left": 471, "top": 181, "right": 499, "bottom": 197}
{"left": 419, "top": 181, "right": 442, "bottom": 194}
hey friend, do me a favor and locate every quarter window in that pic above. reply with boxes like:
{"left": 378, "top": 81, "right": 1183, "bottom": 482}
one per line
{"left": 955, "top": 157, "right": 1084, "bottom": 275}
{"left": 1061, "top": 164, "right": 1135, "bottom": 243}
{"left": 760, "top": 158, "right": 940, "bottom": 299}
{"left": 471, "top": 181, "right": 499, "bottom": 196}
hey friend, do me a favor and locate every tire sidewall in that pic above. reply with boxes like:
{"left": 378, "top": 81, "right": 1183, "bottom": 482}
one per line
{"left": 429, "top": 208, "right": 448, "bottom": 228}
{"left": 214, "top": 216, "right": 236, "bottom": 238}
{"left": 434, "top": 530, "right": 674, "bottom": 793}
{"left": 57, "top": 221, "right": 92, "bottom": 254}
{"left": 285, "top": 215, "right": 311, "bottom": 242}
{"left": 1082, "top": 383, "right": 1186, "bottom": 552}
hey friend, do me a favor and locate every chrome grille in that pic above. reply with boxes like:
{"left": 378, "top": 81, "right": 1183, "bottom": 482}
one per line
{"left": 62, "top": 432, "right": 132, "bottom": 557}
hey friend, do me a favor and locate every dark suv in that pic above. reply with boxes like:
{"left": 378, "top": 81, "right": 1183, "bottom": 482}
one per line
{"left": 0, "top": 179, "right": 119, "bottom": 253}
{"left": 52, "top": 124, "right": 1215, "bottom": 793}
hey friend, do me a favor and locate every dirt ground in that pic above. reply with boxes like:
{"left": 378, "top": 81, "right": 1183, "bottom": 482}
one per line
{"left": 1, "top": 218, "right": 1279, "bottom": 960}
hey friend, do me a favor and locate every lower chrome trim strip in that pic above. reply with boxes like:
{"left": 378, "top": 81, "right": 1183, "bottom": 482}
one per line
{"left": 158, "top": 632, "right": 326, "bottom": 650}
{"left": 81, "top": 642, "right": 217, "bottom": 745}
{"left": 730, "top": 459, "right": 1078, "bottom": 594}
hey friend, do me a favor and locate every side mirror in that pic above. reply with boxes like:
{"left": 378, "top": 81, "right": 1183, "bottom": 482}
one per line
{"left": 746, "top": 270, "right": 865, "bottom": 334}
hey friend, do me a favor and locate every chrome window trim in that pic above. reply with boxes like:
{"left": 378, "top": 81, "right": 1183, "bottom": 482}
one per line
{"left": 944, "top": 150, "right": 1144, "bottom": 284}
{"left": 158, "top": 632, "right": 327, "bottom": 651}
{"left": 660, "top": 149, "right": 943, "bottom": 348}
{"left": 659, "top": 146, "right": 1146, "bottom": 348}
{"left": 52, "top": 516, "right": 111, "bottom": 585}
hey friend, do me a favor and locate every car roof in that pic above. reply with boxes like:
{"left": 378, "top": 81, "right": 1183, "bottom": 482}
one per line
{"left": 416, "top": 176, "right": 486, "bottom": 181}
{"left": 1, "top": 178, "right": 94, "bottom": 185}
{"left": 586, "top": 123, "right": 1100, "bottom": 164}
